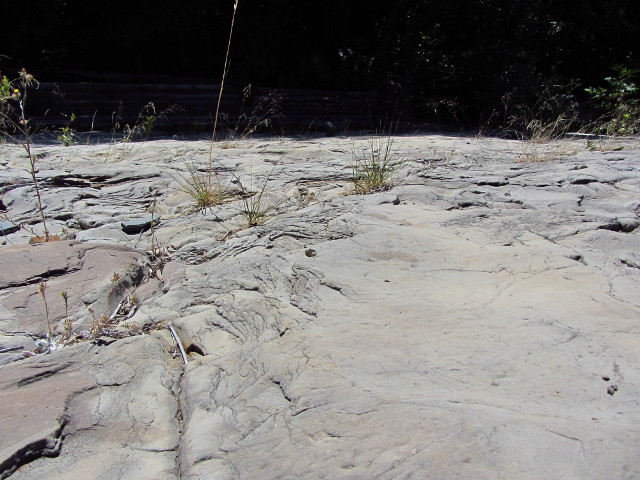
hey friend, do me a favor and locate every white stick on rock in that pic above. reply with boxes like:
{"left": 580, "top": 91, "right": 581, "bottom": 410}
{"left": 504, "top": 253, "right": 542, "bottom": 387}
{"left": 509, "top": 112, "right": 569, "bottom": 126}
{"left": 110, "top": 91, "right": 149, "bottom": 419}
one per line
{"left": 168, "top": 322, "right": 188, "bottom": 364}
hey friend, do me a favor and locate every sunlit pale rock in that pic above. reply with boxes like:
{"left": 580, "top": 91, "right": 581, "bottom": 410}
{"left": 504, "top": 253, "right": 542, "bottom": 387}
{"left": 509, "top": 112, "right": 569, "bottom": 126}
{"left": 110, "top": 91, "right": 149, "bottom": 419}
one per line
{"left": 1, "top": 135, "right": 639, "bottom": 479}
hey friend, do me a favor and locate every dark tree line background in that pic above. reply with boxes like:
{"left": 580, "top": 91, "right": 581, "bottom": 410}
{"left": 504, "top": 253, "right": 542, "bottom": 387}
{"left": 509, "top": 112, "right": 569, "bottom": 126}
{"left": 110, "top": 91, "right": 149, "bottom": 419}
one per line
{"left": 2, "top": 0, "right": 638, "bottom": 129}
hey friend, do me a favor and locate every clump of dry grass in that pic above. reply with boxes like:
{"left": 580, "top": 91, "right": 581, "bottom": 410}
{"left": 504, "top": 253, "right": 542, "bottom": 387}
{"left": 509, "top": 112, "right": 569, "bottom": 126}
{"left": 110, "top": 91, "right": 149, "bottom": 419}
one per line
{"left": 512, "top": 111, "right": 580, "bottom": 163}
{"left": 350, "top": 133, "right": 403, "bottom": 194}
{"left": 172, "top": 161, "right": 231, "bottom": 213}
{"left": 232, "top": 165, "right": 280, "bottom": 226}
{"left": 518, "top": 139, "right": 578, "bottom": 163}
{"left": 499, "top": 84, "right": 583, "bottom": 163}
{"left": 585, "top": 136, "right": 629, "bottom": 152}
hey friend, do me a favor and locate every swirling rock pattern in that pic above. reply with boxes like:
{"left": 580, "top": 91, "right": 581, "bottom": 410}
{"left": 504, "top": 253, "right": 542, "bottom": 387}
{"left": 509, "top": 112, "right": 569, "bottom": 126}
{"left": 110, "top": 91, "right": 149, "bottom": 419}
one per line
{"left": 0, "top": 135, "right": 639, "bottom": 479}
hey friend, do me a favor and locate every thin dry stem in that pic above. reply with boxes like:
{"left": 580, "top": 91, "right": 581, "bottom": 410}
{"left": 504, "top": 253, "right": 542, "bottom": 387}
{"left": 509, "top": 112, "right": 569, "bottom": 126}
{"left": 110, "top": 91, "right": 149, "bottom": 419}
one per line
{"left": 38, "top": 280, "right": 52, "bottom": 337}
{"left": 5, "top": 71, "right": 50, "bottom": 240}
{"left": 209, "top": 0, "right": 240, "bottom": 177}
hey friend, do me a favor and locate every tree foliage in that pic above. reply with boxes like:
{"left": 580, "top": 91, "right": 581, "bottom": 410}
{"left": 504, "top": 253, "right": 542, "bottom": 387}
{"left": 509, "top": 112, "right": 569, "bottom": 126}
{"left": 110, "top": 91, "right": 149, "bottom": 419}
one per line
{"left": 2, "top": 0, "right": 638, "bottom": 127}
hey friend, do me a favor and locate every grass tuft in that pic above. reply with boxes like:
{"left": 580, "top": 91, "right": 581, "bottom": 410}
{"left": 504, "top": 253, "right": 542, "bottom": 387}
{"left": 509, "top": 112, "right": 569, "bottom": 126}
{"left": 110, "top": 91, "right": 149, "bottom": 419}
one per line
{"left": 233, "top": 165, "right": 279, "bottom": 226}
{"left": 518, "top": 137, "right": 579, "bottom": 163}
{"left": 172, "top": 161, "right": 230, "bottom": 213}
{"left": 350, "top": 134, "right": 402, "bottom": 194}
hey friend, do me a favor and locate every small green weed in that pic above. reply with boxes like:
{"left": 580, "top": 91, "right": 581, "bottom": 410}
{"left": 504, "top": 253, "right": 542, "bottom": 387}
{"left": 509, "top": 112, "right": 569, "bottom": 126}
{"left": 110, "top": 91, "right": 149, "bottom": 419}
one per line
{"left": 57, "top": 113, "right": 78, "bottom": 146}
{"left": 586, "top": 65, "right": 640, "bottom": 136}
{"left": 122, "top": 103, "right": 158, "bottom": 141}
{"left": 134, "top": 102, "right": 164, "bottom": 140}
{"left": 38, "top": 280, "right": 52, "bottom": 337}
{"left": 586, "top": 137, "right": 626, "bottom": 152}
{"left": 142, "top": 115, "right": 155, "bottom": 138}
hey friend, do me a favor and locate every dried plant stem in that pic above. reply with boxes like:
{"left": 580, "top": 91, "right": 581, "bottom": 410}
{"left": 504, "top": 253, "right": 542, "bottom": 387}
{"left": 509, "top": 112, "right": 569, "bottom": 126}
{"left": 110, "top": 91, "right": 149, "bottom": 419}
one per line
{"left": 168, "top": 322, "right": 189, "bottom": 364}
{"left": 24, "top": 134, "right": 49, "bottom": 240}
{"left": 108, "top": 297, "right": 127, "bottom": 322}
{"left": 38, "top": 280, "right": 52, "bottom": 337}
{"left": 208, "top": 0, "right": 240, "bottom": 178}
{"left": 13, "top": 72, "right": 50, "bottom": 240}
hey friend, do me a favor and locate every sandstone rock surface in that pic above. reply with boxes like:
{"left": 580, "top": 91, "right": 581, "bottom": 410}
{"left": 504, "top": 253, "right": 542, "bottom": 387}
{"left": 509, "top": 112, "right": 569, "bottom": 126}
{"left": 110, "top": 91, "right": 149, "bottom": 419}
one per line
{"left": 0, "top": 240, "right": 147, "bottom": 339}
{"left": 1, "top": 135, "right": 639, "bottom": 479}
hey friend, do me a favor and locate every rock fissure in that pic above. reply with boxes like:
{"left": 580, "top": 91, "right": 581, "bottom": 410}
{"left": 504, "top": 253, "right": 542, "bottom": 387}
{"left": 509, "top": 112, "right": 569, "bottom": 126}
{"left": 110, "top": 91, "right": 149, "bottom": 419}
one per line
{"left": 0, "top": 424, "right": 65, "bottom": 480}
{"left": 15, "top": 364, "right": 71, "bottom": 387}
{"left": 4, "top": 268, "right": 81, "bottom": 288}
{"left": 272, "top": 379, "right": 292, "bottom": 403}
{"left": 372, "top": 446, "right": 430, "bottom": 480}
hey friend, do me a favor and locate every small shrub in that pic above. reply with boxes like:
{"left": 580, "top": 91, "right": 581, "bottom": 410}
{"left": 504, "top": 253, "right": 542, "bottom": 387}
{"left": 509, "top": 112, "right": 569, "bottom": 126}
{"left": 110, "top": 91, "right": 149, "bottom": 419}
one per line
{"left": 586, "top": 65, "right": 640, "bottom": 136}
{"left": 57, "top": 126, "right": 77, "bottom": 146}
{"left": 0, "top": 74, "right": 13, "bottom": 132}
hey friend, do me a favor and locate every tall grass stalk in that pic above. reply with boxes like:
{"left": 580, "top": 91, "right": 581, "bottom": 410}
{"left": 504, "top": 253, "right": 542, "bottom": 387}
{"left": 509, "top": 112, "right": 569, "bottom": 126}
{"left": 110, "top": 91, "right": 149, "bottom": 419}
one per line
{"left": 209, "top": 0, "right": 240, "bottom": 177}
{"left": 173, "top": 0, "right": 240, "bottom": 214}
